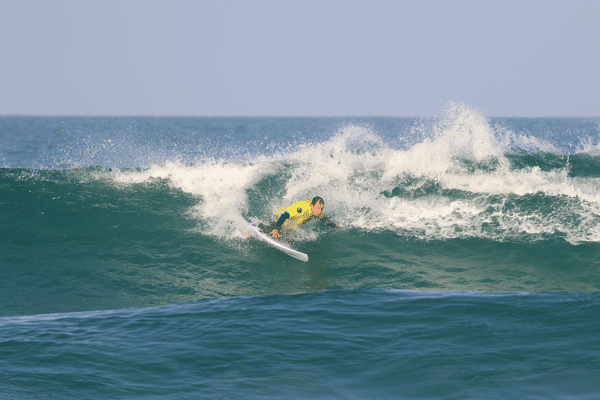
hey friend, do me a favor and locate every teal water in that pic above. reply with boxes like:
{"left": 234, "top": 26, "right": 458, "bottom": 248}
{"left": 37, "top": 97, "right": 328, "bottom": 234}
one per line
{"left": 1, "top": 107, "right": 600, "bottom": 398}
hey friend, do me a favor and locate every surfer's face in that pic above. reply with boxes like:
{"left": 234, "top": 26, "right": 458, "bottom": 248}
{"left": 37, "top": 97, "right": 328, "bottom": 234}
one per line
{"left": 310, "top": 201, "right": 324, "bottom": 215}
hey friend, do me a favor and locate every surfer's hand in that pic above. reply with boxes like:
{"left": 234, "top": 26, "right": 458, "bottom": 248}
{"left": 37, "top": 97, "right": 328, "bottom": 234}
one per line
{"left": 270, "top": 229, "right": 281, "bottom": 238}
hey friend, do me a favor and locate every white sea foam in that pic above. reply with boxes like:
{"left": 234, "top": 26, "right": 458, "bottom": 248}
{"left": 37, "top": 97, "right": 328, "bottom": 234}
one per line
{"left": 104, "top": 103, "right": 600, "bottom": 244}
{"left": 111, "top": 161, "right": 280, "bottom": 238}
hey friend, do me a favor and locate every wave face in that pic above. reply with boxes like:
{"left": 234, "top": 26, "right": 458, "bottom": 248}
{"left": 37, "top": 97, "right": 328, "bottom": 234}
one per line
{"left": 2, "top": 104, "right": 600, "bottom": 399}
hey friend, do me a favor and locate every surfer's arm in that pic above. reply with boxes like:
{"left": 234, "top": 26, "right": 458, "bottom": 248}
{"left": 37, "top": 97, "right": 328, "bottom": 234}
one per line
{"left": 270, "top": 211, "right": 290, "bottom": 237}
{"left": 275, "top": 212, "right": 290, "bottom": 229}
{"left": 321, "top": 215, "right": 339, "bottom": 229}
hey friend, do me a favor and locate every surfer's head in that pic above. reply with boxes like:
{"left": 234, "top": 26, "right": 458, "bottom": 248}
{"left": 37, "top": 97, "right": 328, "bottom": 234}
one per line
{"left": 311, "top": 196, "right": 325, "bottom": 215}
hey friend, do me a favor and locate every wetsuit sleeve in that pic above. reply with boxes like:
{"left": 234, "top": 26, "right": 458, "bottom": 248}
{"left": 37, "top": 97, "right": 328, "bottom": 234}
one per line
{"left": 321, "top": 216, "right": 338, "bottom": 228}
{"left": 274, "top": 212, "right": 290, "bottom": 230}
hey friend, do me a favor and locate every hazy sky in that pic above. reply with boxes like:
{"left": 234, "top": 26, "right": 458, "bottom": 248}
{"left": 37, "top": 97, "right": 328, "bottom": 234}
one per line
{"left": 1, "top": 0, "right": 599, "bottom": 116}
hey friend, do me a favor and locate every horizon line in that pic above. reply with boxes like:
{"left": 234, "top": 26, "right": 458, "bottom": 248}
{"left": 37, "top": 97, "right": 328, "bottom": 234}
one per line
{"left": 1, "top": 114, "right": 598, "bottom": 119}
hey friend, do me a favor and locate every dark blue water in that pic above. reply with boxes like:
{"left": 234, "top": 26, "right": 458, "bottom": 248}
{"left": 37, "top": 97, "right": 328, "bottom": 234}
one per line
{"left": 2, "top": 103, "right": 600, "bottom": 398}
{"left": 3, "top": 291, "right": 599, "bottom": 399}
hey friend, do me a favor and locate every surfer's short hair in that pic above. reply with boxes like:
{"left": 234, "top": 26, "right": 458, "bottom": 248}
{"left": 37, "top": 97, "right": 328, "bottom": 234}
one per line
{"left": 311, "top": 196, "right": 324, "bottom": 206}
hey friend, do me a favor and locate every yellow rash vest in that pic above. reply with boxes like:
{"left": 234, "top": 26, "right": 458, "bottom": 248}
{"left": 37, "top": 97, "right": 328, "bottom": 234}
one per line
{"left": 278, "top": 200, "right": 324, "bottom": 226}
{"left": 268, "top": 200, "right": 337, "bottom": 232}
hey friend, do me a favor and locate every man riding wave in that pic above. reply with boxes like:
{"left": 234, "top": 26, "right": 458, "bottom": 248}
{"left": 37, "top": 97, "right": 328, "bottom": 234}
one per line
{"left": 259, "top": 196, "right": 338, "bottom": 238}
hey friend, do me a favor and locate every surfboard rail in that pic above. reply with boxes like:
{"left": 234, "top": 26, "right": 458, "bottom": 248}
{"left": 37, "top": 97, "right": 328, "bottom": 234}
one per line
{"left": 248, "top": 222, "right": 309, "bottom": 262}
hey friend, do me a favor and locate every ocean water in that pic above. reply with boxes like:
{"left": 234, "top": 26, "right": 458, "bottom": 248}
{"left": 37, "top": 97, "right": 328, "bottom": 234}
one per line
{"left": 1, "top": 103, "right": 600, "bottom": 399}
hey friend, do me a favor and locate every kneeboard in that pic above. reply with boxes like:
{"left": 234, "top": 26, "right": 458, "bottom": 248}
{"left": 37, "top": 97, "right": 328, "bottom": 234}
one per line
{"left": 248, "top": 222, "right": 309, "bottom": 262}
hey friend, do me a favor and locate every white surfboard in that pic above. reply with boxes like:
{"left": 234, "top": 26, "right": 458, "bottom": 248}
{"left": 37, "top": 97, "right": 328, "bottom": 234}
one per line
{"left": 248, "top": 222, "right": 309, "bottom": 262}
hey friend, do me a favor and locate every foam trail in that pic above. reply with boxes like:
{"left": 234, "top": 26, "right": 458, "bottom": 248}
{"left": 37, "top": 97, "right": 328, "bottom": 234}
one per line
{"left": 111, "top": 161, "right": 279, "bottom": 238}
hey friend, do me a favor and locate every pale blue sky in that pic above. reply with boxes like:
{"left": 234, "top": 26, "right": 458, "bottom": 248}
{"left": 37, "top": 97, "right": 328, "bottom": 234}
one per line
{"left": 1, "top": 0, "right": 599, "bottom": 116}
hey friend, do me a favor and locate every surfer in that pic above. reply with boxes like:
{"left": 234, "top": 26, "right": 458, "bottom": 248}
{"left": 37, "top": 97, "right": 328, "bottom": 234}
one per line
{"left": 259, "top": 196, "right": 338, "bottom": 238}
